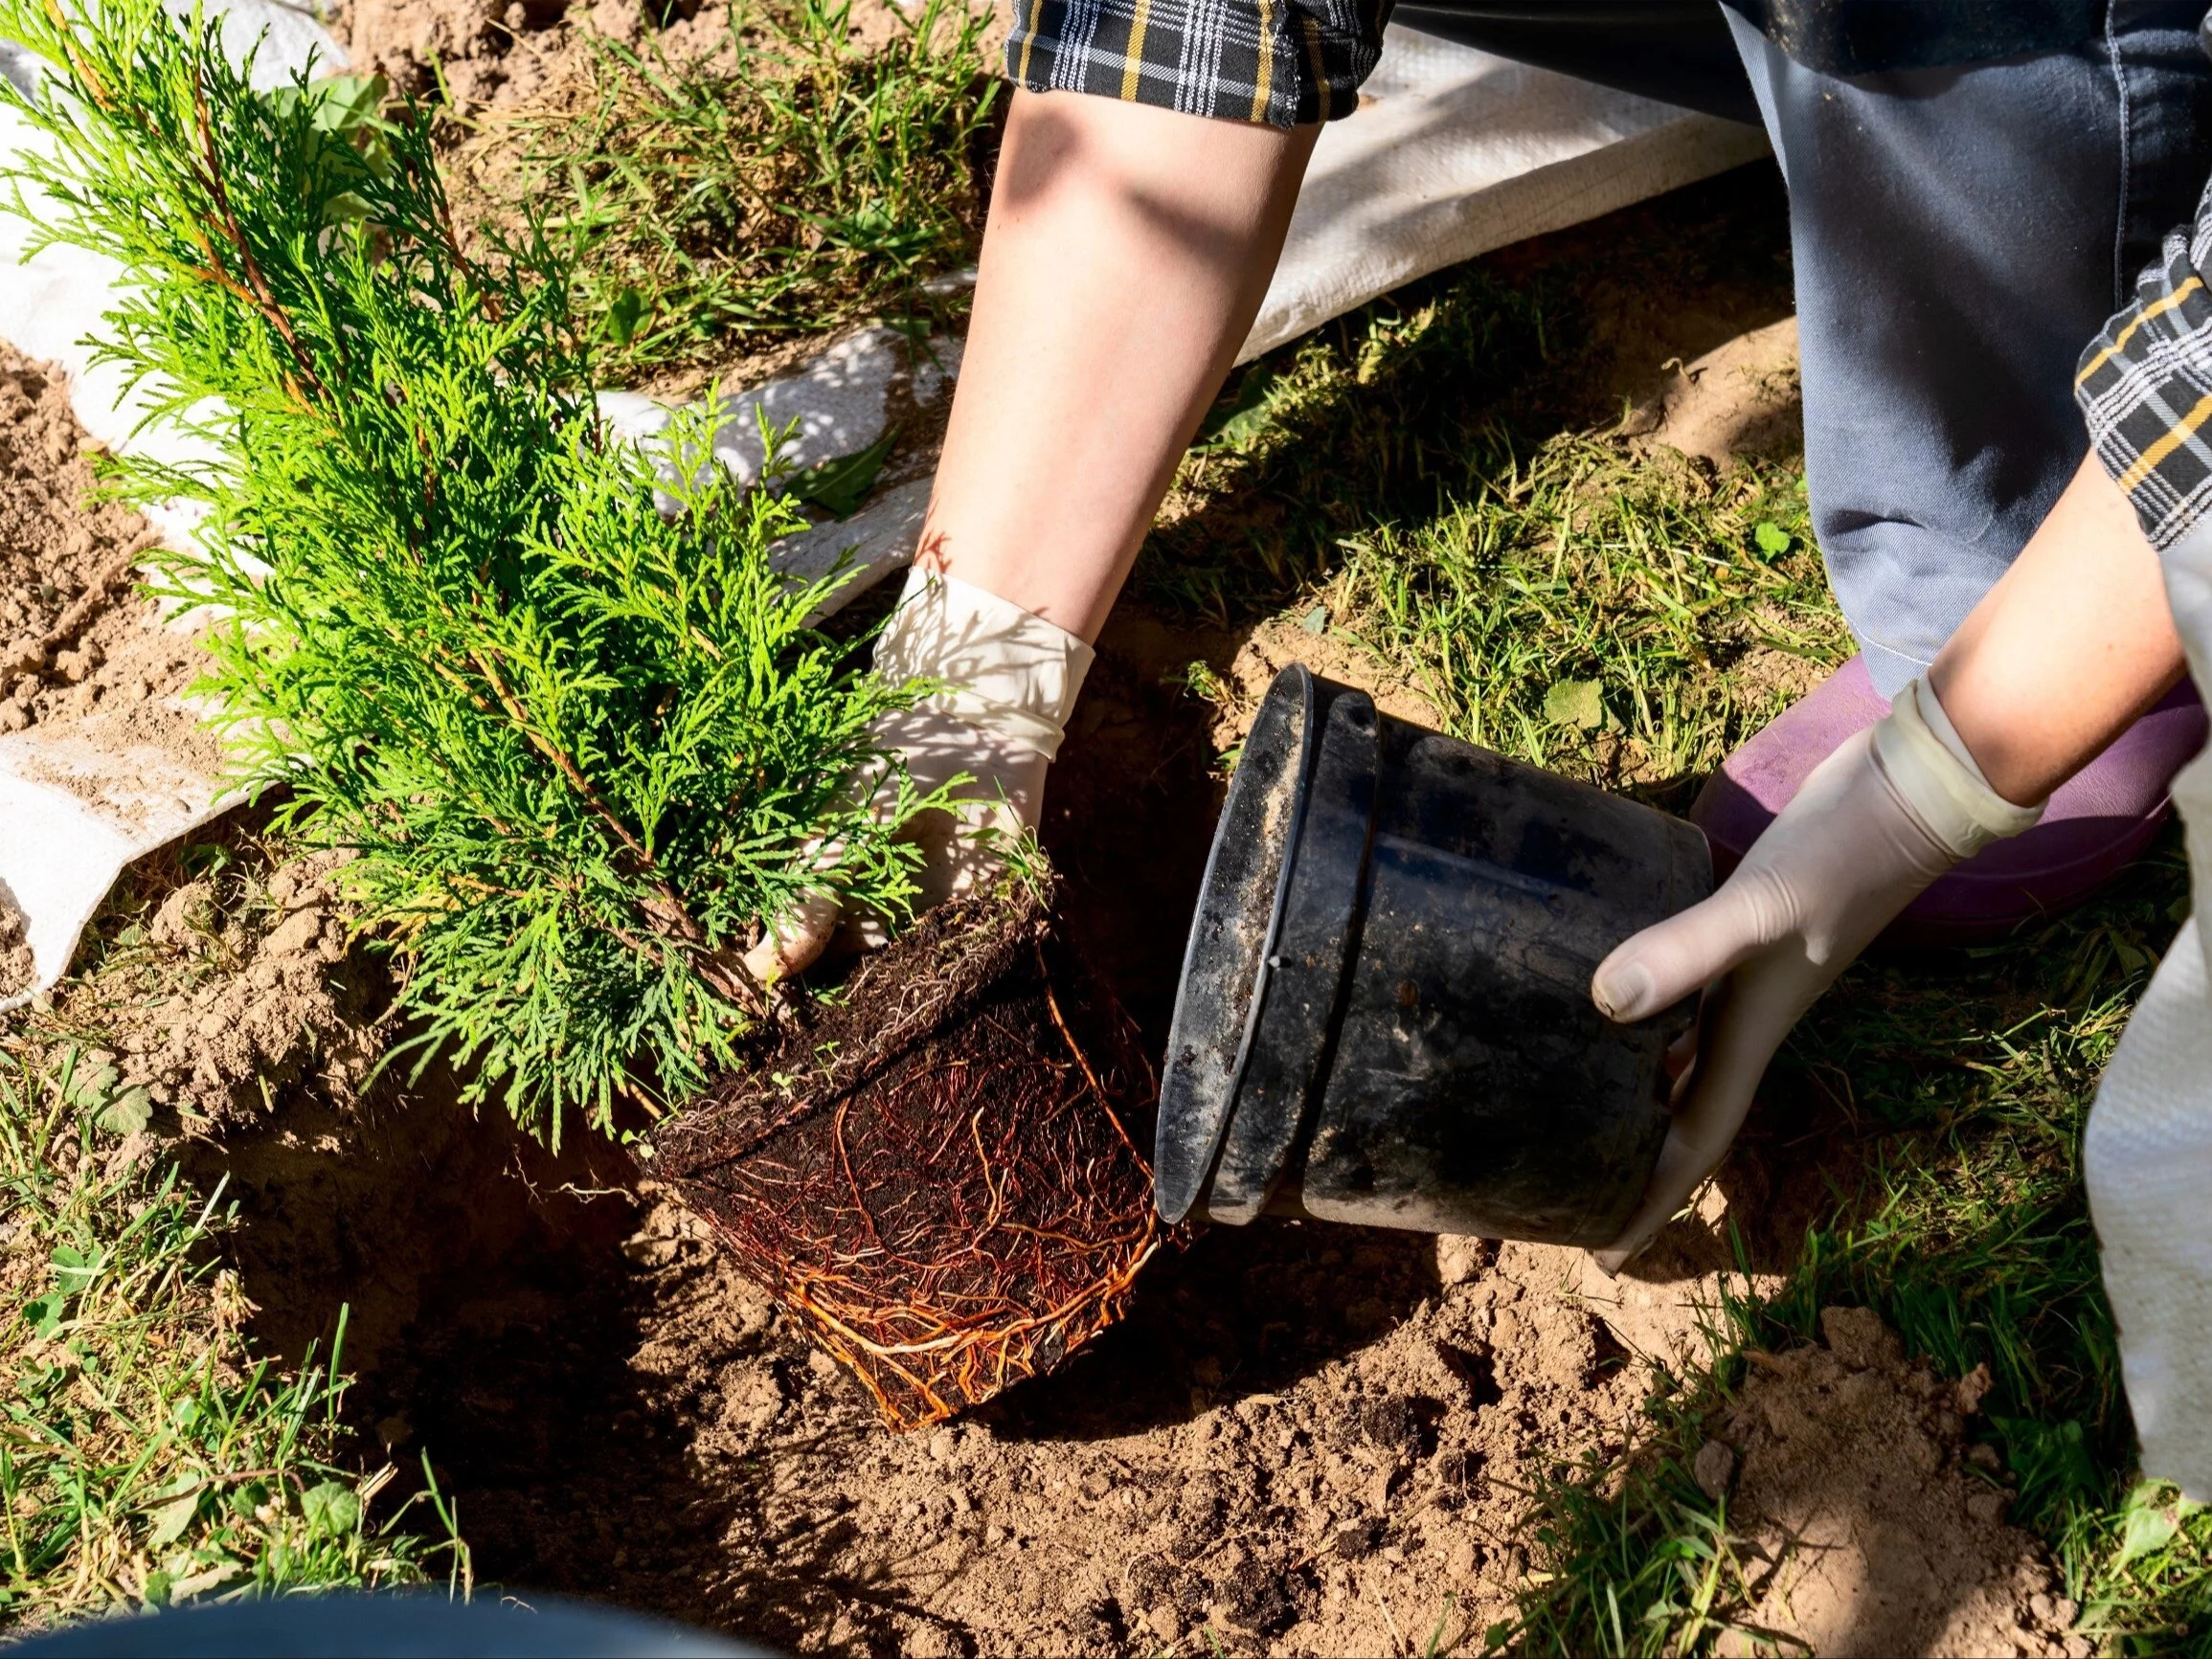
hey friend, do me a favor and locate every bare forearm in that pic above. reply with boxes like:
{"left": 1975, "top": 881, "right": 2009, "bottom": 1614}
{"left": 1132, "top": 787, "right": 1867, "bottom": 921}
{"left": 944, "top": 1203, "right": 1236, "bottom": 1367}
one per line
{"left": 918, "top": 91, "right": 1318, "bottom": 639}
{"left": 1930, "top": 453, "right": 2185, "bottom": 806}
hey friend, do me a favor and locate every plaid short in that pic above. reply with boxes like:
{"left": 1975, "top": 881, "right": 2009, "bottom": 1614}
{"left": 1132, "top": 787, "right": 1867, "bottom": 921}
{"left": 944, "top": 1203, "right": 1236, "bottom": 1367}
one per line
{"left": 1003, "top": 0, "right": 1392, "bottom": 127}
{"left": 2079, "top": 181, "right": 2212, "bottom": 552}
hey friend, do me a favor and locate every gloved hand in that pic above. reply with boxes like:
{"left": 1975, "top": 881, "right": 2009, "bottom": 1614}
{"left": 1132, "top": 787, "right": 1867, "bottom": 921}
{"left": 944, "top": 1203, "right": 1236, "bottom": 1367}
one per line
{"left": 1587, "top": 680, "right": 2044, "bottom": 1271}
{"left": 741, "top": 566, "right": 1095, "bottom": 981}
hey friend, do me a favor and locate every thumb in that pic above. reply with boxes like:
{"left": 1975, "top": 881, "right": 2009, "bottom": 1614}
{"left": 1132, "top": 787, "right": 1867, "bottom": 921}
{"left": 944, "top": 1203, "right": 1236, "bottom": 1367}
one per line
{"left": 741, "top": 890, "right": 843, "bottom": 983}
{"left": 1588, "top": 1114, "right": 1726, "bottom": 1277}
{"left": 1591, "top": 869, "right": 1790, "bottom": 1023}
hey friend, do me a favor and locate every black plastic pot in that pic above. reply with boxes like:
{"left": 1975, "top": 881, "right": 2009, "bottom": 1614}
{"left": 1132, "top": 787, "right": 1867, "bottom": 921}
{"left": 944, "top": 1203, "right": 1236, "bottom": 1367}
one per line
{"left": 1157, "top": 665, "right": 1711, "bottom": 1247}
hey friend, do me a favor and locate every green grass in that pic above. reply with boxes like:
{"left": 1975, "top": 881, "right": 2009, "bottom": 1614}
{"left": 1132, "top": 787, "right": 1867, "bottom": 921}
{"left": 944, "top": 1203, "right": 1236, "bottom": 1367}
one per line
{"left": 0, "top": 1037, "right": 465, "bottom": 1629}
{"left": 1325, "top": 437, "right": 1838, "bottom": 794}
{"left": 1144, "top": 214, "right": 1841, "bottom": 804}
{"left": 451, "top": 0, "right": 994, "bottom": 382}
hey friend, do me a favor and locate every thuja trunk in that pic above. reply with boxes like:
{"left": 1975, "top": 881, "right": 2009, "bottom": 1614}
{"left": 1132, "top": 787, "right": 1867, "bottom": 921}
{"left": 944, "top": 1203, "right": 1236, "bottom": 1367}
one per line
{"left": 651, "top": 884, "right": 1162, "bottom": 1428}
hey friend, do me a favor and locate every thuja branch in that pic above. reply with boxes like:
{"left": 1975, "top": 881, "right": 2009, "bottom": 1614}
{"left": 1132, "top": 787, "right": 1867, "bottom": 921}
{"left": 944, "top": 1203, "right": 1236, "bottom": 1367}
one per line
{"left": 188, "top": 77, "right": 326, "bottom": 404}
{"left": 464, "top": 638, "right": 764, "bottom": 1013}
{"left": 0, "top": 0, "right": 933, "bottom": 1142}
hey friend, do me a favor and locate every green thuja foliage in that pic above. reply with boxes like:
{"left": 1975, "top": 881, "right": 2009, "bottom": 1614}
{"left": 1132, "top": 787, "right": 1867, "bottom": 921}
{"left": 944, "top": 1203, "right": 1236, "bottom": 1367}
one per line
{"left": 0, "top": 0, "right": 937, "bottom": 1143}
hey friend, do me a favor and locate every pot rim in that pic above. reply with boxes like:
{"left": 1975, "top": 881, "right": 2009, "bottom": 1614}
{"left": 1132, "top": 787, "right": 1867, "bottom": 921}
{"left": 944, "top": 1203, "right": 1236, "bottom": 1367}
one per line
{"left": 1154, "top": 663, "right": 1320, "bottom": 1222}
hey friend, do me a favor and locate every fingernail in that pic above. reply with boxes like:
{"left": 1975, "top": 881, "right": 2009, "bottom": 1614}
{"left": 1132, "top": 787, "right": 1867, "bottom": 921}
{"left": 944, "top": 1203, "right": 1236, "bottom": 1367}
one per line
{"left": 1592, "top": 960, "right": 1654, "bottom": 1022}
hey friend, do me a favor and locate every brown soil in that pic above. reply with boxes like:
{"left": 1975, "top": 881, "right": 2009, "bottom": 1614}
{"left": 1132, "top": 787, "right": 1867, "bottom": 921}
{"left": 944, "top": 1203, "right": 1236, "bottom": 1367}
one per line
{"left": 1623, "top": 315, "right": 1802, "bottom": 468}
{"left": 117, "top": 848, "right": 392, "bottom": 1132}
{"left": 0, "top": 345, "right": 224, "bottom": 998}
{"left": 0, "top": 906, "right": 30, "bottom": 1001}
{"left": 1214, "top": 613, "right": 1446, "bottom": 749}
{"left": 0, "top": 349, "right": 148, "bottom": 691}
{"left": 1711, "top": 1309, "right": 2090, "bottom": 1658}
{"left": 0, "top": 349, "right": 207, "bottom": 784}
{"left": 332, "top": 0, "right": 950, "bottom": 117}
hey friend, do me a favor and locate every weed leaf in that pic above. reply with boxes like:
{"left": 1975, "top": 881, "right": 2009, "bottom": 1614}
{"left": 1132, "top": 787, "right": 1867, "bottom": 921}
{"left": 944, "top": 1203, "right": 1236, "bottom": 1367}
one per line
{"left": 301, "top": 1480, "right": 363, "bottom": 1539}
{"left": 606, "top": 284, "right": 647, "bottom": 347}
{"left": 789, "top": 430, "right": 894, "bottom": 519}
{"left": 49, "top": 1244, "right": 98, "bottom": 1294}
{"left": 24, "top": 1290, "right": 66, "bottom": 1339}
{"left": 2117, "top": 1486, "right": 2181, "bottom": 1567}
{"left": 98, "top": 1087, "right": 153, "bottom": 1137}
{"left": 1543, "top": 678, "right": 1605, "bottom": 729}
{"left": 147, "top": 1487, "right": 203, "bottom": 1549}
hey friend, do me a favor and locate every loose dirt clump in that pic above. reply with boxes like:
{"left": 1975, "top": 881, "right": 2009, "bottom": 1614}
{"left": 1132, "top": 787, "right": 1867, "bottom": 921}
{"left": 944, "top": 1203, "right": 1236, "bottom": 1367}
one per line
{"left": 108, "top": 849, "right": 391, "bottom": 1132}
{"left": 17, "top": 823, "right": 395, "bottom": 1133}
{"left": 1710, "top": 1306, "right": 2088, "bottom": 1659}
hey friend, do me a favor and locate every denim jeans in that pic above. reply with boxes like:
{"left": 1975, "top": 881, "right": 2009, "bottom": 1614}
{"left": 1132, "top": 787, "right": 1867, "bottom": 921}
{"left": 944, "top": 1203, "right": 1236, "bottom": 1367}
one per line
{"left": 1725, "top": 1, "right": 2212, "bottom": 695}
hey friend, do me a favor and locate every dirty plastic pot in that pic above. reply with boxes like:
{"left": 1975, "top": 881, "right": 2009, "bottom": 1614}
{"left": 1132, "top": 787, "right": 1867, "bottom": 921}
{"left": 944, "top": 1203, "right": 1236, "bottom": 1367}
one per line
{"left": 1157, "top": 664, "right": 1711, "bottom": 1246}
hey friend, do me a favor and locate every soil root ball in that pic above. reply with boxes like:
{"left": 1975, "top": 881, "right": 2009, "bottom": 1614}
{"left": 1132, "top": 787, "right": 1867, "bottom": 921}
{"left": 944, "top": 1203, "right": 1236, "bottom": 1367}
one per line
{"left": 652, "top": 882, "right": 1165, "bottom": 1428}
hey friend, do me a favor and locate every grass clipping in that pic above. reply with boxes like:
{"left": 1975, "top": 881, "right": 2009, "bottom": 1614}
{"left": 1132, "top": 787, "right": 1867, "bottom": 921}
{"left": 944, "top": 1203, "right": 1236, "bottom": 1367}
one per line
{"left": 653, "top": 880, "right": 1163, "bottom": 1429}
{"left": 0, "top": 0, "right": 940, "bottom": 1144}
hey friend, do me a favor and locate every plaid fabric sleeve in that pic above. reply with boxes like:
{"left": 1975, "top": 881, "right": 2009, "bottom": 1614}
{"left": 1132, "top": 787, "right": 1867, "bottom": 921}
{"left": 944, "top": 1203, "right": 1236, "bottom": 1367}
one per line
{"left": 2078, "top": 179, "right": 2212, "bottom": 550}
{"left": 1004, "top": 0, "right": 1392, "bottom": 127}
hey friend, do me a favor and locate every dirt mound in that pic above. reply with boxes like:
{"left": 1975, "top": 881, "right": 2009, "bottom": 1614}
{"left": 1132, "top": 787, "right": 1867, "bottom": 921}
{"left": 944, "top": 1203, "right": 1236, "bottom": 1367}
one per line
{"left": 1712, "top": 1307, "right": 2086, "bottom": 1659}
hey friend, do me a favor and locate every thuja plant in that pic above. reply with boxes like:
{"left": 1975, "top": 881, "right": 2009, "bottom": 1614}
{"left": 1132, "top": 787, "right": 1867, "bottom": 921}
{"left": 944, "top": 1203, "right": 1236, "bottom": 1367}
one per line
{"left": 0, "top": 0, "right": 937, "bottom": 1143}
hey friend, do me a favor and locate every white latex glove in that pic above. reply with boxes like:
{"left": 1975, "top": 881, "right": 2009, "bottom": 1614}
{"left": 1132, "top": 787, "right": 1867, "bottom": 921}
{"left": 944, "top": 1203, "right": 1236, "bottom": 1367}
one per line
{"left": 741, "top": 567, "right": 1095, "bottom": 980}
{"left": 1587, "top": 680, "right": 2044, "bottom": 1271}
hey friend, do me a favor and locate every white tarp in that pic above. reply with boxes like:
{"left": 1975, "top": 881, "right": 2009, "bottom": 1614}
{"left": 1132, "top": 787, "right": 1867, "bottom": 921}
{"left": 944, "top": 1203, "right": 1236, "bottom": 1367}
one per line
{"left": 0, "top": 11, "right": 1770, "bottom": 1006}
